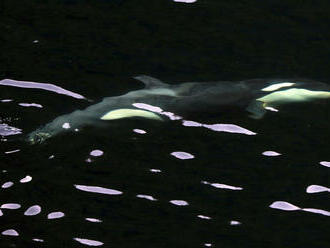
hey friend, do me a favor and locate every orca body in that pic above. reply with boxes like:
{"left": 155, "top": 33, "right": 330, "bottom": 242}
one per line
{"left": 26, "top": 76, "right": 330, "bottom": 144}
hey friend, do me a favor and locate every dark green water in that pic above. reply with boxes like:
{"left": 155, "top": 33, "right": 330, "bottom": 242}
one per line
{"left": 1, "top": 1, "right": 330, "bottom": 247}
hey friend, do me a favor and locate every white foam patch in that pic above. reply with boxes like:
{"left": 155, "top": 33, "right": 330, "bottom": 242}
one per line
{"left": 74, "top": 184, "right": 123, "bottom": 195}
{"left": 169, "top": 200, "right": 189, "bottom": 206}
{"left": 150, "top": 168, "right": 162, "bottom": 173}
{"left": 74, "top": 237, "right": 104, "bottom": 246}
{"left": 171, "top": 151, "right": 195, "bottom": 160}
{"left": 24, "top": 205, "right": 41, "bottom": 216}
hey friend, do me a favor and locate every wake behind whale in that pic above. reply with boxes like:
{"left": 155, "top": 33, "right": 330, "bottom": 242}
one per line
{"left": 1, "top": 76, "right": 328, "bottom": 144}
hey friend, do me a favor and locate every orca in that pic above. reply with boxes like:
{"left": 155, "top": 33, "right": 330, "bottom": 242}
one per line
{"left": 25, "top": 76, "right": 330, "bottom": 144}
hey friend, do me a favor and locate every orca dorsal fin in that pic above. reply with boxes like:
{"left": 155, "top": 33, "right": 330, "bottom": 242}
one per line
{"left": 133, "top": 75, "right": 168, "bottom": 88}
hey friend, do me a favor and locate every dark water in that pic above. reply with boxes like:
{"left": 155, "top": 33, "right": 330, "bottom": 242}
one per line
{"left": 1, "top": 1, "right": 330, "bottom": 247}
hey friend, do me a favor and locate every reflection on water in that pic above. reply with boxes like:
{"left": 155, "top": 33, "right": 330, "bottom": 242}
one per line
{"left": 182, "top": 120, "right": 256, "bottom": 135}
{"left": 85, "top": 218, "right": 102, "bottom": 223}
{"left": 169, "top": 200, "right": 189, "bottom": 206}
{"left": 262, "top": 150, "right": 281, "bottom": 156}
{"left": 0, "top": 79, "right": 87, "bottom": 100}
{"left": 47, "top": 212, "right": 65, "bottom": 219}
{"left": 18, "top": 103, "right": 43, "bottom": 108}
{"left": 24, "top": 205, "right": 41, "bottom": 216}
{"left": 197, "top": 215, "right": 211, "bottom": 220}
{"left": 0, "top": 77, "right": 329, "bottom": 247}
{"left": 171, "top": 151, "right": 195, "bottom": 160}
{"left": 320, "top": 161, "right": 330, "bottom": 167}
{"left": 2, "top": 229, "right": 19, "bottom": 237}
{"left": 306, "top": 185, "right": 330, "bottom": 193}
{"left": 1, "top": 203, "right": 21, "bottom": 209}
{"left": 270, "top": 201, "right": 330, "bottom": 216}
{"left": 1, "top": 181, "right": 14, "bottom": 188}
{"left": 136, "top": 194, "right": 157, "bottom": 201}
{"left": 133, "top": 128, "right": 147, "bottom": 134}
{"left": 0, "top": 123, "right": 22, "bottom": 136}
{"left": 201, "top": 181, "right": 243, "bottom": 191}
{"left": 229, "top": 220, "right": 241, "bottom": 226}
{"left": 74, "top": 184, "right": 123, "bottom": 195}
{"left": 173, "top": 0, "right": 197, "bottom": 3}
{"left": 20, "top": 175, "right": 32, "bottom": 183}
{"left": 74, "top": 238, "right": 104, "bottom": 247}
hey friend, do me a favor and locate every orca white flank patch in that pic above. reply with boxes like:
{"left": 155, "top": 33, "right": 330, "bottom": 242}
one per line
{"left": 100, "top": 109, "right": 163, "bottom": 121}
